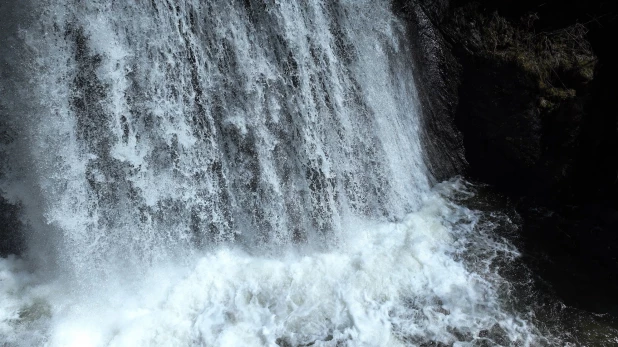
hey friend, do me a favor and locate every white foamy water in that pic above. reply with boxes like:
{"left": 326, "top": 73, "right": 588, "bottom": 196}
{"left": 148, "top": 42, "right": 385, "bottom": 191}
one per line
{"left": 1, "top": 181, "right": 547, "bottom": 346}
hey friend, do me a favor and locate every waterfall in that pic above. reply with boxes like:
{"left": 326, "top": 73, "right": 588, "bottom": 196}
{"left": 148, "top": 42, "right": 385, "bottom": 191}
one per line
{"left": 2, "top": 0, "right": 429, "bottom": 276}
{"left": 0, "top": 1, "right": 579, "bottom": 346}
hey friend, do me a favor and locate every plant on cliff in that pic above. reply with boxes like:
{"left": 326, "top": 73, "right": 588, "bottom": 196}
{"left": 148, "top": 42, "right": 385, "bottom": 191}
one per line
{"left": 449, "top": 3, "right": 596, "bottom": 106}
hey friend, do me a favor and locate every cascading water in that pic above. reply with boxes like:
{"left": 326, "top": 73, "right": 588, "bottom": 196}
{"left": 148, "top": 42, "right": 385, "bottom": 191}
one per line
{"left": 2, "top": 1, "right": 613, "bottom": 346}
{"left": 5, "top": 0, "right": 429, "bottom": 274}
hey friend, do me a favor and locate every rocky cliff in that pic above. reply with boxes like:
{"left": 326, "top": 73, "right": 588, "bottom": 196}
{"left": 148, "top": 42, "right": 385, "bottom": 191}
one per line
{"left": 396, "top": 0, "right": 618, "bottom": 314}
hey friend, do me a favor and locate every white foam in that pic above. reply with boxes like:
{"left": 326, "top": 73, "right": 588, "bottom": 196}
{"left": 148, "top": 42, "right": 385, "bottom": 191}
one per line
{"left": 1, "top": 184, "right": 544, "bottom": 346}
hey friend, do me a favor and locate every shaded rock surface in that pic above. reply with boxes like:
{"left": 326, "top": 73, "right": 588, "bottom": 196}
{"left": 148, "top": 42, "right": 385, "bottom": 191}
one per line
{"left": 395, "top": 0, "right": 618, "bottom": 314}
{"left": 0, "top": 196, "right": 22, "bottom": 257}
{"left": 0, "top": 116, "right": 24, "bottom": 257}
{"left": 0, "top": 1, "right": 32, "bottom": 257}
{"left": 447, "top": 6, "right": 596, "bottom": 199}
{"left": 394, "top": 0, "right": 467, "bottom": 182}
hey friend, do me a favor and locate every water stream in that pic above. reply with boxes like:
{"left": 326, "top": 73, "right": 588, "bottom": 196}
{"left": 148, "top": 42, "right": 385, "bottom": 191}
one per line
{"left": 1, "top": 1, "right": 616, "bottom": 346}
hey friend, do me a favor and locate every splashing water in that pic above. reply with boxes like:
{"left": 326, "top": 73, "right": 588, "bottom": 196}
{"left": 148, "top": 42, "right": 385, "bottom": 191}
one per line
{"left": 3, "top": 0, "right": 429, "bottom": 275}
{"left": 1, "top": 180, "right": 555, "bottom": 346}
{"left": 1, "top": 0, "right": 612, "bottom": 346}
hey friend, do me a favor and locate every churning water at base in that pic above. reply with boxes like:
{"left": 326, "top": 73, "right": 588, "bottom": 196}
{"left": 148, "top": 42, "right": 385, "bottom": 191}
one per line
{"left": 0, "top": 181, "right": 550, "bottom": 346}
{"left": 2, "top": 0, "right": 617, "bottom": 346}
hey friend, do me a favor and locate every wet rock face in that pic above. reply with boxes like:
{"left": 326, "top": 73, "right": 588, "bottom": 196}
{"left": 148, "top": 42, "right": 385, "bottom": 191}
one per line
{"left": 395, "top": 0, "right": 598, "bottom": 195}
{"left": 397, "top": 0, "right": 616, "bottom": 203}
{"left": 0, "top": 197, "right": 22, "bottom": 257}
{"left": 393, "top": 0, "right": 467, "bottom": 182}
{"left": 465, "top": 0, "right": 618, "bottom": 198}
{"left": 444, "top": 4, "right": 597, "bottom": 199}
{"left": 456, "top": 55, "right": 544, "bottom": 188}
{"left": 396, "top": 0, "right": 618, "bottom": 314}
{"left": 1, "top": 1, "right": 33, "bottom": 257}
{"left": 519, "top": 199, "right": 618, "bottom": 314}
{"left": 0, "top": 120, "right": 22, "bottom": 257}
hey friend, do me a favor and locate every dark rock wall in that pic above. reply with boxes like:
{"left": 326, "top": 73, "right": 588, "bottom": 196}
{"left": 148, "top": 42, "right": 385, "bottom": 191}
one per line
{"left": 445, "top": 3, "right": 597, "bottom": 200}
{"left": 455, "top": 0, "right": 618, "bottom": 203}
{"left": 1, "top": 0, "right": 32, "bottom": 257}
{"left": 397, "top": 0, "right": 617, "bottom": 203}
{"left": 394, "top": 0, "right": 467, "bottom": 182}
{"left": 0, "top": 197, "right": 22, "bottom": 256}
{"left": 395, "top": 0, "right": 618, "bottom": 314}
